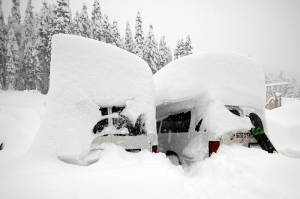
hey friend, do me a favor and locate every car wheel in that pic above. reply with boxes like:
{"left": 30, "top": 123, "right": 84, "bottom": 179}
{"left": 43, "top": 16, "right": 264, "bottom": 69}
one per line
{"left": 167, "top": 154, "right": 180, "bottom": 165}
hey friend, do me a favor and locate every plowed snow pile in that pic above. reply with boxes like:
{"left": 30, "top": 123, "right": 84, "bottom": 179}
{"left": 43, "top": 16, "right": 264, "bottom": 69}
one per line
{"left": 30, "top": 34, "right": 155, "bottom": 158}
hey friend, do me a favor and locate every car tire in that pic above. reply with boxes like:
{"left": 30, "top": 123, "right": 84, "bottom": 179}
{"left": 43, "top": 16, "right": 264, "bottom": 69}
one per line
{"left": 167, "top": 154, "right": 180, "bottom": 166}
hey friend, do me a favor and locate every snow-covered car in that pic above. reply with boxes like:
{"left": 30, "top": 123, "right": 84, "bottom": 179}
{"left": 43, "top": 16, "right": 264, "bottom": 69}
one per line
{"left": 31, "top": 34, "right": 157, "bottom": 165}
{"left": 154, "top": 52, "right": 267, "bottom": 165}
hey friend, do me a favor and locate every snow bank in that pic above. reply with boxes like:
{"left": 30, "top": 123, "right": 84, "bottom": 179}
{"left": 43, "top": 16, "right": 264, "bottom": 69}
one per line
{"left": 30, "top": 34, "right": 155, "bottom": 158}
{"left": 154, "top": 52, "right": 266, "bottom": 111}
{"left": 0, "top": 91, "right": 46, "bottom": 159}
{"left": 266, "top": 99, "right": 300, "bottom": 157}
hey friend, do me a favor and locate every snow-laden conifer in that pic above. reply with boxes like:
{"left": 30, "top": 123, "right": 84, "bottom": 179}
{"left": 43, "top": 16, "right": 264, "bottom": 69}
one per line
{"left": 143, "top": 25, "right": 159, "bottom": 73}
{"left": 53, "top": 0, "right": 71, "bottom": 34}
{"left": 0, "top": 0, "right": 6, "bottom": 89}
{"left": 134, "top": 11, "right": 144, "bottom": 57}
{"left": 71, "top": 11, "right": 80, "bottom": 35}
{"left": 91, "top": 0, "right": 103, "bottom": 41}
{"left": 124, "top": 22, "right": 135, "bottom": 53}
{"left": 5, "top": 26, "right": 19, "bottom": 89}
{"left": 158, "top": 36, "right": 172, "bottom": 70}
{"left": 102, "top": 15, "right": 112, "bottom": 43}
{"left": 174, "top": 38, "right": 185, "bottom": 59}
{"left": 78, "top": 4, "right": 91, "bottom": 38}
{"left": 35, "top": 1, "right": 54, "bottom": 93}
{"left": 111, "top": 20, "right": 122, "bottom": 47}
{"left": 22, "top": 0, "right": 36, "bottom": 90}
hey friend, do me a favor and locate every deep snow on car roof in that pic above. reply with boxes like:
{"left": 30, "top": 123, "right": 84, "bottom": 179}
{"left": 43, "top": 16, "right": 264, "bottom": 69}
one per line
{"left": 50, "top": 34, "right": 154, "bottom": 106}
{"left": 154, "top": 52, "right": 266, "bottom": 111}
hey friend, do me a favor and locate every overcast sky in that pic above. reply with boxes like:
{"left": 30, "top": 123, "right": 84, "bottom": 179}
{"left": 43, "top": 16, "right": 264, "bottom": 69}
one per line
{"left": 3, "top": 0, "right": 300, "bottom": 80}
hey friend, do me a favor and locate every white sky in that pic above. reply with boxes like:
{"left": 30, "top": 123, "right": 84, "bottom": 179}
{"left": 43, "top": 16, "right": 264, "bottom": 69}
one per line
{"left": 2, "top": 0, "right": 300, "bottom": 80}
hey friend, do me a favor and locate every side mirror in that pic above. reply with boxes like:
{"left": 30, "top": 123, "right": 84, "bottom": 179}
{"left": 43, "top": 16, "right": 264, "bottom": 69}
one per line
{"left": 195, "top": 119, "right": 203, "bottom": 132}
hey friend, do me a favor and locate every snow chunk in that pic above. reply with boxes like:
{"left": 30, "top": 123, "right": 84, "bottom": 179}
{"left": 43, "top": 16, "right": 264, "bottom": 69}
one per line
{"left": 154, "top": 52, "right": 266, "bottom": 111}
{"left": 30, "top": 34, "right": 156, "bottom": 158}
{"left": 201, "top": 100, "right": 252, "bottom": 138}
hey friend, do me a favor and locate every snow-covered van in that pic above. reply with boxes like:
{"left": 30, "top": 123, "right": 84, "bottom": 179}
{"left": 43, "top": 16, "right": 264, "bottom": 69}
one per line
{"left": 154, "top": 52, "right": 266, "bottom": 165}
{"left": 31, "top": 34, "right": 157, "bottom": 164}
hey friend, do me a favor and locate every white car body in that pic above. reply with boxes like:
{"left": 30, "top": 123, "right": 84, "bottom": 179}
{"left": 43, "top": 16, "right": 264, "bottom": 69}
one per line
{"left": 154, "top": 52, "right": 266, "bottom": 164}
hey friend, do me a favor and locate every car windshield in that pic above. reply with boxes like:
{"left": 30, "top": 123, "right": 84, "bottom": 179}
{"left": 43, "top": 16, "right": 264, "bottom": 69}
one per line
{"left": 93, "top": 106, "right": 146, "bottom": 136}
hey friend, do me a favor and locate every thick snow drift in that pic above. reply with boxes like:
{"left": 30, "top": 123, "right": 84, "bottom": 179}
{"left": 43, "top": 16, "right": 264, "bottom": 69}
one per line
{"left": 154, "top": 52, "right": 266, "bottom": 111}
{"left": 266, "top": 99, "right": 300, "bottom": 157}
{"left": 30, "top": 34, "right": 155, "bottom": 158}
{"left": 0, "top": 91, "right": 46, "bottom": 159}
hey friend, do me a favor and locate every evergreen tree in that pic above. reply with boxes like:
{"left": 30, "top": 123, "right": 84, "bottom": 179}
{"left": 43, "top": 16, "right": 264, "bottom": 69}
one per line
{"left": 111, "top": 20, "right": 122, "bottom": 47}
{"left": 22, "top": 0, "right": 36, "bottom": 90}
{"left": 184, "top": 35, "right": 193, "bottom": 55}
{"left": 0, "top": 0, "right": 6, "bottom": 89}
{"left": 102, "top": 15, "right": 112, "bottom": 43}
{"left": 22, "top": 0, "right": 35, "bottom": 47}
{"left": 143, "top": 25, "right": 159, "bottom": 73}
{"left": 158, "top": 36, "right": 172, "bottom": 70}
{"left": 71, "top": 11, "right": 80, "bottom": 35}
{"left": 53, "top": 0, "right": 71, "bottom": 34}
{"left": 124, "top": 22, "right": 135, "bottom": 53}
{"left": 91, "top": 0, "right": 103, "bottom": 41}
{"left": 78, "top": 4, "right": 91, "bottom": 38}
{"left": 23, "top": 41, "right": 37, "bottom": 89}
{"left": 10, "top": 0, "right": 22, "bottom": 47}
{"left": 134, "top": 11, "right": 144, "bottom": 57}
{"left": 5, "top": 26, "right": 19, "bottom": 89}
{"left": 174, "top": 38, "right": 185, "bottom": 59}
{"left": 11, "top": 0, "right": 21, "bottom": 25}
{"left": 174, "top": 35, "right": 193, "bottom": 59}
{"left": 35, "top": 1, "right": 54, "bottom": 93}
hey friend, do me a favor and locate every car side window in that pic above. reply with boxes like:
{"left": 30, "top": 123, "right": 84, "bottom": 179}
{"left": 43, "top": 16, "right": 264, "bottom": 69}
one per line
{"left": 229, "top": 109, "right": 240, "bottom": 116}
{"left": 195, "top": 119, "right": 203, "bottom": 132}
{"left": 93, "top": 118, "right": 109, "bottom": 134}
{"left": 160, "top": 111, "right": 191, "bottom": 133}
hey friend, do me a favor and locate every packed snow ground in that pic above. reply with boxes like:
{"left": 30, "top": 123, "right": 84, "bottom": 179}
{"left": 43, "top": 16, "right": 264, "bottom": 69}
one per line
{"left": 0, "top": 90, "right": 46, "bottom": 159}
{"left": 1, "top": 91, "right": 300, "bottom": 199}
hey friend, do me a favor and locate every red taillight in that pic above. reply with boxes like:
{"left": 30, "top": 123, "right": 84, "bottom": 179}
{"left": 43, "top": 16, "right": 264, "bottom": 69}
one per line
{"left": 152, "top": 145, "right": 158, "bottom": 153}
{"left": 209, "top": 141, "right": 220, "bottom": 156}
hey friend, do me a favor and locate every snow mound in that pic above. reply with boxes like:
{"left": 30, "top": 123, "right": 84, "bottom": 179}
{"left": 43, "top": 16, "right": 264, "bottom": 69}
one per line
{"left": 154, "top": 52, "right": 266, "bottom": 111}
{"left": 30, "top": 34, "right": 155, "bottom": 158}
{"left": 200, "top": 99, "right": 252, "bottom": 138}
{"left": 266, "top": 99, "right": 300, "bottom": 157}
{"left": 186, "top": 145, "right": 300, "bottom": 199}
{"left": 0, "top": 91, "right": 46, "bottom": 159}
